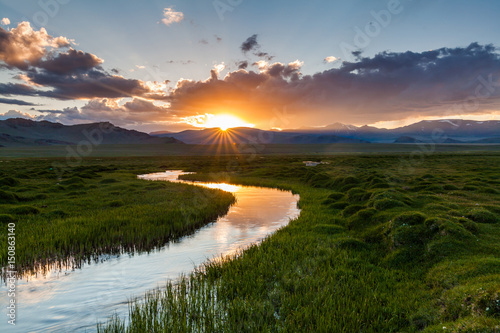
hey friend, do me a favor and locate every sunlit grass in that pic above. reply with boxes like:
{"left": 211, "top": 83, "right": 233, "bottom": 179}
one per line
{"left": 98, "top": 153, "right": 500, "bottom": 332}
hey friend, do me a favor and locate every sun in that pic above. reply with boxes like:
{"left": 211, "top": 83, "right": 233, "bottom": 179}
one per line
{"left": 203, "top": 114, "right": 254, "bottom": 131}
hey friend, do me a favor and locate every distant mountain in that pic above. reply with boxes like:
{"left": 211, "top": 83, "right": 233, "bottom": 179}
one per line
{"left": 155, "top": 127, "right": 368, "bottom": 145}
{"left": 149, "top": 130, "right": 172, "bottom": 136}
{"left": 471, "top": 137, "right": 500, "bottom": 144}
{"left": 279, "top": 119, "right": 500, "bottom": 144}
{"left": 394, "top": 136, "right": 424, "bottom": 143}
{"left": 0, "top": 118, "right": 183, "bottom": 147}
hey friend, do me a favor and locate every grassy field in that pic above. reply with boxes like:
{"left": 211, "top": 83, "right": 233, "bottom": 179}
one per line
{"left": 1, "top": 152, "right": 499, "bottom": 331}
{"left": 1, "top": 143, "right": 500, "bottom": 158}
{"left": 97, "top": 153, "right": 500, "bottom": 332}
{"left": 0, "top": 158, "right": 235, "bottom": 274}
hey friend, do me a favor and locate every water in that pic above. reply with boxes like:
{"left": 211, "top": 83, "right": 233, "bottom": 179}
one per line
{"left": 0, "top": 171, "right": 300, "bottom": 332}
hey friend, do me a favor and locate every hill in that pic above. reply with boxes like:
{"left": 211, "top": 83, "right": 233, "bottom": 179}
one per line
{"left": 0, "top": 118, "right": 183, "bottom": 147}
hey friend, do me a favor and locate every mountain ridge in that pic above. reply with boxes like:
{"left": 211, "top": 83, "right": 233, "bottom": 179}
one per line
{"left": 0, "top": 118, "right": 183, "bottom": 147}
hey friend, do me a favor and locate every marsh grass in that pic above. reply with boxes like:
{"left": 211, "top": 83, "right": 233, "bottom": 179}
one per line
{"left": 96, "top": 154, "right": 500, "bottom": 332}
{"left": 0, "top": 159, "right": 235, "bottom": 276}
{"left": 2, "top": 154, "right": 500, "bottom": 331}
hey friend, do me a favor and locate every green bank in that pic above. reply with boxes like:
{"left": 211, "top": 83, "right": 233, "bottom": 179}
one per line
{"left": 0, "top": 153, "right": 499, "bottom": 331}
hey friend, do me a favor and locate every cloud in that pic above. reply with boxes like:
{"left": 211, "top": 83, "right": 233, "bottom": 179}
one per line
{"left": 0, "top": 110, "right": 34, "bottom": 120}
{"left": 161, "top": 8, "right": 184, "bottom": 26}
{"left": 237, "top": 61, "right": 248, "bottom": 69}
{"left": 240, "top": 34, "right": 273, "bottom": 60}
{"left": 0, "top": 22, "right": 164, "bottom": 101}
{"left": 324, "top": 56, "right": 339, "bottom": 63}
{"left": 241, "top": 34, "right": 259, "bottom": 53}
{"left": 38, "top": 49, "right": 104, "bottom": 74}
{"left": 165, "top": 43, "right": 500, "bottom": 127}
{"left": 1, "top": 18, "right": 10, "bottom": 26}
{"left": 166, "top": 60, "right": 194, "bottom": 65}
{"left": 36, "top": 98, "right": 180, "bottom": 126}
{"left": 0, "top": 22, "right": 70, "bottom": 70}
{"left": 0, "top": 97, "right": 37, "bottom": 106}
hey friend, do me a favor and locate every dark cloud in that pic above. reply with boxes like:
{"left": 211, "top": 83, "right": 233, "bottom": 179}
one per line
{"left": 166, "top": 60, "right": 194, "bottom": 65}
{"left": 255, "top": 52, "right": 274, "bottom": 61}
{"left": 166, "top": 43, "right": 500, "bottom": 127}
{"left": 240, "top": 34, "right": 274, "bottom": 60}
{"left": 0, "top": 83, "right": 37, "bottom": 96}
{"left": 237, "top": 61, "right": 248, "bottom": 69}
{"left": 199, "top": 39, "right": 208, "bottom": 45}
{"left": 0, "top": 97, "right": 38, "bottom": 106}
{"left": 36, "top": 98, "right": 179, "bottom": 126}
{"left": 241, "top": 34, "right": 258, "bottom": 53}
{"left": 215, "top": 35, "right": 222, "bottom": 43}
{"left": 30, "top": 70, "right": 154, "bottom": 100}
{"left": 38, "top": 49, "right": 103, "bottom": 75}
{"left": 0, "top": 22, "right": 165, "bottom": 101}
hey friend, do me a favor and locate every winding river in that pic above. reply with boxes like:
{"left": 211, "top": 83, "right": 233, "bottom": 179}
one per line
{"left": 0, "top": 171, "right": 300, "bottom": 332}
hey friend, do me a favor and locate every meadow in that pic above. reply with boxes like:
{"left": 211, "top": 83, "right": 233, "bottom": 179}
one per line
{"left": 1, "top": 150, "right": 499, "bottom": 331}
{"left": 0, "top": 157, "right": 235, "bottom": 275}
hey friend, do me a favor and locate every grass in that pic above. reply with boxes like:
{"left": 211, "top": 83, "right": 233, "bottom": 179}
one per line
{"left": 95, "top": 153, "right": 500, "bottom": 332}
{"left": 1, "top": 152, "right": 499, "bottom": 331}
{"left": 0, "top": 159, "right": 235, "bottom": 275}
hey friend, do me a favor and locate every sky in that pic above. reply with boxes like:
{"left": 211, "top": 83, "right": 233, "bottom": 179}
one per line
{"left": 0, "top": 0, "right": 500, "bottom": 132}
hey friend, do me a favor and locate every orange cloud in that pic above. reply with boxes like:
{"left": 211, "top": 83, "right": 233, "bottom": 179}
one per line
{"left": 0, "top": 22, "right": 70, "bottom": 69}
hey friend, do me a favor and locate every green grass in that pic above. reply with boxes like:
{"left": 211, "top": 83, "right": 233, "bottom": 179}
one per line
{"left": 0, "top": 159, "right": 235, "bottom": 274}
{"left": 1, "top": 153, "right": 500, "bottom": 331}
{"left": 95, "top": 153, "right": 500, "bottom": 332}
{"left": 1, "top": 143, "right": 500, "bottom": 158}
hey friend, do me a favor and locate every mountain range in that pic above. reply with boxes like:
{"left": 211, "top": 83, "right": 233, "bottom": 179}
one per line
{"left": 155, "top": 119, "right": 500, "bottom": 145}
{"left": 0, "top": 118, "right": 499, "bottom": 147}
{"left": 0, "top": 118, "right": 182, "bottom": 147}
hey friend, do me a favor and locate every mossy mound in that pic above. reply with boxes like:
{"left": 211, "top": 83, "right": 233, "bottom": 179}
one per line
{"left": 0, "top": 190, "right": 19, "bottom": 203}
{"left": 341, "top": 204, "right": 365, "bottom": 217}
{"left": 373, "top": 198, "right": 405, "bottom": 211}
{"left": 466, "top": 208, "right": 499, "bottom": 224}
{"left": 348, "top": 208, "right": 377, "bottom": 230}
{"left": 346, "top": 187, "right": 371, "bottom": 202}
{"left": 0, "top": 177, "right": 20, "bottom": 187}
{"left": 313, "top": 224, "right": 345, "bottom": 235}
{"left": 108, "top": 200, "right": 125, "bottom": 207}
{"left": 336, "top": 238, "right": 369, "bottom": 251}
{"left": 0, "top": 214, "right": 15, "bottom": 224}
{"left": 60, "top": 177, "right": 85, "bottom": 185}
{"left": 9, "top": 205, "right": 40, "bottom": 215}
